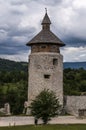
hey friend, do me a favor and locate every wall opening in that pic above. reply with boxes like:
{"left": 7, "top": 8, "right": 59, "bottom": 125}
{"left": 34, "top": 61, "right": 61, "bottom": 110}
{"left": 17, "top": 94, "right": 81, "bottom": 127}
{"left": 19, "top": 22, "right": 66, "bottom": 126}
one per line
{"left": 78, "top": 109, "right": 86, "bottom": 117}
{"left": 44, "top": 74, "right": 50, "bottom": 79}
{"left": 53, "top": 58, "right": 58, "bottom": 65}
{"left": 40, "top": 45, "right": 47, "bottom": 49}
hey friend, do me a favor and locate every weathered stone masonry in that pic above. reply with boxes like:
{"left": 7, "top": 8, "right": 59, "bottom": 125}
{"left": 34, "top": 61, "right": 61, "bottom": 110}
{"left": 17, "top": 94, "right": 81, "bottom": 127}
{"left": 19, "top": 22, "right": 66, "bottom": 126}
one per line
{"left": 28, "top": 52, "right": 63, "bottom": 106}
{"left": 65, "top": 96, "right": 86, "bottom": 116}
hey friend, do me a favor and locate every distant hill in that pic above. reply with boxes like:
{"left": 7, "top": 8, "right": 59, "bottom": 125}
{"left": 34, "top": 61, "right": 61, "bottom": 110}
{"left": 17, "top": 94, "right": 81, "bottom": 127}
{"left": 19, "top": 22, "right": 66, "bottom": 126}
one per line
{"left": 64, "top": 62, "right": 86, "bottom": 69}
{"left": 0, "top": 58, "right": 28, "bottom": 71}
{"left": 0, "top": 58, "right": 86, "bottom": 71}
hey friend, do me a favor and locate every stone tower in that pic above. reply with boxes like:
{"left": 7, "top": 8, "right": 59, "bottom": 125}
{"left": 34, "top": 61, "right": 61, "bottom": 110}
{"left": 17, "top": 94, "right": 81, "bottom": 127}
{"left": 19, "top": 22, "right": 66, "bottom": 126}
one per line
{"left": 26, "top": 11, "right": 65, "bottom": 107}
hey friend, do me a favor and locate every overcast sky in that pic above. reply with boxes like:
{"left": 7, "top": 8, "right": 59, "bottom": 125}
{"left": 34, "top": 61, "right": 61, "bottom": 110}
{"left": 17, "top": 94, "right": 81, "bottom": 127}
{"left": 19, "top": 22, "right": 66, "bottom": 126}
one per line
{"left": 0, "top": 0, "right": 86, "bottom": 62}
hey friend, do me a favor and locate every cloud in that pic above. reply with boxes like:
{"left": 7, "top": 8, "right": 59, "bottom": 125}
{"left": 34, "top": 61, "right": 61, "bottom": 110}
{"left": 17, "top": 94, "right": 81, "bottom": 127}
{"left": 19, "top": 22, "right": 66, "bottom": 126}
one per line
{"left": 32, "top": 0, "right": 63, "bottom": 6}
{"left": 0, "top": 0, "right": 86, "bottom": 62}
{"left": 61, "top": 46, "right": 86, "bottom": 62}
{"left": 50, "top": 0, "right": 86, "bottom": 46}
{"left": 0, "top": 49, "right": 31, "bottom": 62}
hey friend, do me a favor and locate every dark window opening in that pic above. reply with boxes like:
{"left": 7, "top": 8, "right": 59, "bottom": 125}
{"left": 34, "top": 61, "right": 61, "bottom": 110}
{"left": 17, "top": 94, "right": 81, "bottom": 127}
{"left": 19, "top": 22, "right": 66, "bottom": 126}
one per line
{"left": 32, "top": 45, "right": 36, "bottom": 49}
{"left": 53, "top": 58, "right": 58, "bottom": 65}
{"left": 41, "top": 45, "right": 47, "bottom": 49}
{"left": 44, "top": 74, "right": 50, "bottom": 79}
{"left": 51, "top": 45, "right": 57, "bottom": 49}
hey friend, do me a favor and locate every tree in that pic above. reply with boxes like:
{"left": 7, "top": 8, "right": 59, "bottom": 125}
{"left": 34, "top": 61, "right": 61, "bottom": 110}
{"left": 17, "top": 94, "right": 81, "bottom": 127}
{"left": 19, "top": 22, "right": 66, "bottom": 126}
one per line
{"left": 29, "top": 89, "right": 61, "bottom": 124}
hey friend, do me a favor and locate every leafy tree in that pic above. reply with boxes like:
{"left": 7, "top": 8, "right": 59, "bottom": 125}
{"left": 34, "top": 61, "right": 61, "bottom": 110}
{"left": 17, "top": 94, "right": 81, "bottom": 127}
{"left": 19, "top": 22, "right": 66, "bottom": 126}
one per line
{"left": 29, "top": 89, "right": 61, "bottom": 124}
{"left": 6, "top": 81, "right": 28, "bottom": 114}
{"left": 0, "top": 70, "right": 28, "bottom": 115}
{"left": 63, "top": 68, "right": 86, "bottom": 95}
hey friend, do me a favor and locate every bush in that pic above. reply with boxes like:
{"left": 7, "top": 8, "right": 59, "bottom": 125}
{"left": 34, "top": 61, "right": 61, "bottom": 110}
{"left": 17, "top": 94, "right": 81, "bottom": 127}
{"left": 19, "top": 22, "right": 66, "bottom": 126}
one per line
{"left": 29, "top": 89, "right": 61, "bottom": 124}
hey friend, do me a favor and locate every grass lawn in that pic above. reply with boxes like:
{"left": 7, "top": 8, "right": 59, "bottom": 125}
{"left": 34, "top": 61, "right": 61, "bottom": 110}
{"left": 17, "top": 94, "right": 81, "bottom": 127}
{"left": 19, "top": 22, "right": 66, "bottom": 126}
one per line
{"left": 0, "top": 124, "right": 86, "bottom": 130}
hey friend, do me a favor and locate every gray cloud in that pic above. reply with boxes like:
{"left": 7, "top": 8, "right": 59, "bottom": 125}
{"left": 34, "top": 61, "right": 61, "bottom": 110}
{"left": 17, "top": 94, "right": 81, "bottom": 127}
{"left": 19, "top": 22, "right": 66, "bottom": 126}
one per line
{"left": 0, "top": 20, "right": 35, "bottom": 55}
{"left": 10, "top": 0, "right": 24, "bottom": 5}
{"left": 0, "top": 0, "right": 86, "bottom": 61}
{"left": 10, "top": 0, "right": 62, "bottom": 6}
{"left": 63, "top": 36, "right": 86, "bottom": 46}
{"left": 32, "top": 0, "right": 63, "bottom": 6}
{"left": 61, "top": 46, "right": 86, "bottom": 62}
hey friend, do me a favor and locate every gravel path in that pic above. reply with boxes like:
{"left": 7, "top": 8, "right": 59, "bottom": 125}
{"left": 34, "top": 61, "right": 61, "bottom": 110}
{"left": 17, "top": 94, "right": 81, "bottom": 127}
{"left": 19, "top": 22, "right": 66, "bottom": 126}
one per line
{"left": 0, "top": 116, "right": 86, "bottom": 127}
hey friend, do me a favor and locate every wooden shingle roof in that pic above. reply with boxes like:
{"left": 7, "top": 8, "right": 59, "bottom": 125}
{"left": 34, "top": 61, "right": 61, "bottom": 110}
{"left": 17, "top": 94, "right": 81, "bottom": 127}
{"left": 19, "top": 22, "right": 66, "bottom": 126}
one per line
{"left": 41, "top": 12, "right": 51, "bottom": 25}
{"left": 26, "top": 12, "right": 65, "bottom": 46}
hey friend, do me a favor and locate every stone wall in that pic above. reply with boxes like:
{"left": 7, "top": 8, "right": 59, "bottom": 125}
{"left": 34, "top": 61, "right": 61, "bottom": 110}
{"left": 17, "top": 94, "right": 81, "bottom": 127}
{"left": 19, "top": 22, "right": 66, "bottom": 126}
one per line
{"left": 28, "top": 52, "right": 63, "bottom": 107}
{"left": 0, "top": 103, "right": 11, "bottom": 115}
{"left": 65, "top": 96, "right": 86, "bottom": 116}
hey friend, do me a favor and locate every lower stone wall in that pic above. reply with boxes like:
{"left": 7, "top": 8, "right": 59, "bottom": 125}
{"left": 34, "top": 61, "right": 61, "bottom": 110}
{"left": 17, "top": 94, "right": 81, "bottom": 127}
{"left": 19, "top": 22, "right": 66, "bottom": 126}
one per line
{"left": 65, "top": 96, "right": 86, "bottom": 116}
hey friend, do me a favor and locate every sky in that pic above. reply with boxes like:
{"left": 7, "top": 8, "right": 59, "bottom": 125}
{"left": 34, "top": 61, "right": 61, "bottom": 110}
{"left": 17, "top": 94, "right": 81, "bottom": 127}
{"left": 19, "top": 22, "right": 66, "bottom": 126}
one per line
{"left": 0, "top": 0, "right": 86, "bottom": 62}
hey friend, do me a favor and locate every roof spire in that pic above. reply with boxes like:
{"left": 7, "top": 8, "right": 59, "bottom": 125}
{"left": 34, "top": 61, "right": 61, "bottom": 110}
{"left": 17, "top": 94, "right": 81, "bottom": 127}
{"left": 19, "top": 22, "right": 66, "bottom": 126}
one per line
{"left": 41, "top": 9, "right": 51, "bottom": 30}
{"left": 45, "top": 8, "right": 47, "bottom": 13}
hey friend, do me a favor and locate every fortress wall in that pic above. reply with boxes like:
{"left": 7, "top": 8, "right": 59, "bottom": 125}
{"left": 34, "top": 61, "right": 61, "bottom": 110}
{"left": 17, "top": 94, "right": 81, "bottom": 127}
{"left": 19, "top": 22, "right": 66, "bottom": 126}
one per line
{"left": 65, "top": 96, "right": 86, "bottom": 116}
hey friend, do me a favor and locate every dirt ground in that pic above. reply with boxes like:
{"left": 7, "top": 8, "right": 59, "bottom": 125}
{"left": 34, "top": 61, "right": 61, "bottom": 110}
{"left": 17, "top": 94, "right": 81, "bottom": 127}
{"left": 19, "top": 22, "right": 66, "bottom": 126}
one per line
{"left": 0, "top": 116, "right": 86, "bottom": 127}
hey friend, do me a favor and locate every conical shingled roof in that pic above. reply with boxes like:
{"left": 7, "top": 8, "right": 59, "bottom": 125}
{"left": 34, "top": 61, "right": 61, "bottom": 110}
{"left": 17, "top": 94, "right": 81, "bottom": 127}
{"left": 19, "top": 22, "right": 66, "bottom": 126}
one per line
{"left": 26, "top": 12, "right": 65, "bottom": 46}
{"left": 41, "top": 12, "right": 51, "bottom": 24}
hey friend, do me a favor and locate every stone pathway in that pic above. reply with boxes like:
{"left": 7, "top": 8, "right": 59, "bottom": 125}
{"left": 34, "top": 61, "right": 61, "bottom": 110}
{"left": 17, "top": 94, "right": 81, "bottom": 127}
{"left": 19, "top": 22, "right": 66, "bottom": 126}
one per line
{"left": 0, "top": 116, "right": 86, "bottom": 127}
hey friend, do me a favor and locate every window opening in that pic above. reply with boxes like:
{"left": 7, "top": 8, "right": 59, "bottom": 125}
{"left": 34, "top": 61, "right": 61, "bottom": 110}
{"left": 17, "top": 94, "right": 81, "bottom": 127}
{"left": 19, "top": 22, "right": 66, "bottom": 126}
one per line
{"left": 53, "top": 58, "right": 58, "bottom": 65}
{"left": 41, "top": 45, "right": 46, "bottom": 49}
{"left": 44, "top": 74, "right": 50, "bottom": 79}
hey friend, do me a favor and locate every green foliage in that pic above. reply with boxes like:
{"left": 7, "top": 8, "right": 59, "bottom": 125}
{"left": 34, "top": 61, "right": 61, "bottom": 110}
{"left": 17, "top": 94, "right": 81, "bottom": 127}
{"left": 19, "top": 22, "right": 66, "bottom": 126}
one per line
{"left": 0, "top": 58, "right": 28, "bottom": 72}
{"left": 0, "top": 59, "right": 28, "bottom": 115}
{"left": 0, "top": 70, "right": 28, "bottom": 115}
{"left": 64, "top": 68, "right": 86, "bottom": 95}
{"left": 29, "top": 89, "right": 61, "bottom": 124}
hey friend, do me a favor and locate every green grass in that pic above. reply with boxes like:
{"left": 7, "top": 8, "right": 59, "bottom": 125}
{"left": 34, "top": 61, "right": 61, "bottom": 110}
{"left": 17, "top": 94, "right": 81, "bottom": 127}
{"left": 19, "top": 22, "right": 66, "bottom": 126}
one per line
{"left": 0, "top": 124, "right": 86, "bottom": 130}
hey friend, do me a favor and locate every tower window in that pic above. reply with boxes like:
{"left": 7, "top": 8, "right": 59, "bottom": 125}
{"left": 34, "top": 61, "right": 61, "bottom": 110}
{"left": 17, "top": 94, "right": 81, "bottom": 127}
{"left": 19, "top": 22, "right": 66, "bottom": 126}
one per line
{"left": 32, "top": 45, "right": 36, "bottom": 50}
{"left": 40, "top": 45, "right": 47, "bottom": 49}
{"left": 44, "top": 74, "right": 50, "bottom": 79}
{"left": 53, "top": 58, "right": 58, "bottom": 65}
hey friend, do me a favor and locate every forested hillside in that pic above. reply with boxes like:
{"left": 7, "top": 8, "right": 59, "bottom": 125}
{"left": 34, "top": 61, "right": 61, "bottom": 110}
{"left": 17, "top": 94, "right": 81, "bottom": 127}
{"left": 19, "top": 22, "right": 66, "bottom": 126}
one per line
{"left": 0, "top": 58, "right": 28, "bottom": 71}
{"left": 64, "top": 62, "right": 86, "bottom": 69}
{"left": 64, "top": 68, "right": 86, "bottom": 95}
{"left": 0, "top": 58, "right": 86, "bottom": 115}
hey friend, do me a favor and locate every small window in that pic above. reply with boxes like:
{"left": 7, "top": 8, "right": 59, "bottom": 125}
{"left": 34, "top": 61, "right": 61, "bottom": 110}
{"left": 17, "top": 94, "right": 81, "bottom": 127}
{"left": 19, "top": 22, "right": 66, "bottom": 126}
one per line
{"left": 50, "top": 45, "right": 57, "bottom": 51}
{"left": 32, "top": 45, "right": 36, "bottom": 50}
{"left": 52, "top": 45, "right": 57, "bottom": 49}
{"left": 41, "top": 45, "right": 46, "bottom": 49}
{"left": 53, "top": 58, "right": 58, "bottom": 65}
{"left": 44, "top": 74, "right": 50, "bottom": 79}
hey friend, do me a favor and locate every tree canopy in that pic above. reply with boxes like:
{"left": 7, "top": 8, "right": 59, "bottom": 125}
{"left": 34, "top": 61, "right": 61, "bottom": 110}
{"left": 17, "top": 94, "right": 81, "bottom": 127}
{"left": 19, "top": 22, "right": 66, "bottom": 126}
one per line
{"left": 29, "top": 89, "right": 61, "bottom": 124}
{"left": 64, "top": 68, "right": 86, "bottom": 95}
{"left": 0, "top": 70, "right": 28, "bottom": 115}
